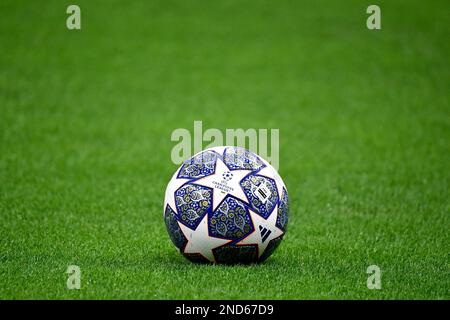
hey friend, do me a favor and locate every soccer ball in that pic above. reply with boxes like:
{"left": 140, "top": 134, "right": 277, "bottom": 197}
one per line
{"left": 163, "top": 146, "right": 289, "bottom": 264}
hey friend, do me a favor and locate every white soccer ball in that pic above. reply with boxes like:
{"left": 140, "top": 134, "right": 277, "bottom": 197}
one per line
{"left": 163, "top": 146, "right": 289, "bottom": 264}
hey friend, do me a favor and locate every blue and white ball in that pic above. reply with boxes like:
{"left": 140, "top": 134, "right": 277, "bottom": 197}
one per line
{"left": 163, "top": 146, "right": 289, "bottom": 264}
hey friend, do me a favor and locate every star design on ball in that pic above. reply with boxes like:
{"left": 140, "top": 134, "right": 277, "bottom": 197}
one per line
{"left": 192, "top": 157, "right": 252, "bottom": 211}
{"left": 178, "top": 214, "right": 231, "bottom": 262}
{"left": 237, "top": 206, "right": 284, "bottom": 258}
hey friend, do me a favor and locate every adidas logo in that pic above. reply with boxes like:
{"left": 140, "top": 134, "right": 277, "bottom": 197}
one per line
{"left": 259, "top": 226, "right": 272, "bottom": 243}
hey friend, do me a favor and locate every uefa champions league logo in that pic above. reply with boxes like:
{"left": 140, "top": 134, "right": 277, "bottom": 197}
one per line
{"left": 222, "top": 171, "right": 233, "bottom": 181}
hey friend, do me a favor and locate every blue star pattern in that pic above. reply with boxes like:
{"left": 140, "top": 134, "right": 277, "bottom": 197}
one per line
{"left": 175, "top": 184, "right": 212, "bottom": 229}
{"left": 209, "top": 197, "right": 253, "bottom": 240}
{"left": 178, "top": 150, "right": 218, "bottom": 178}
{"left": 240, "top": 174, "right": 279, "bottom": 219}
{"left": 164, "top": 205, "right": 188, "bottom": 251}
{"left": 277, "top": 188, "right": 289, "bottom": 232}
{"left": 223, "top": 147, "right": 265, "bottom": 170}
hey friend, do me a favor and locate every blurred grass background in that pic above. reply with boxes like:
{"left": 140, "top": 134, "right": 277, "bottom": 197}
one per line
{"left": 0, "top": 0, "right": 449, "bottom": 298}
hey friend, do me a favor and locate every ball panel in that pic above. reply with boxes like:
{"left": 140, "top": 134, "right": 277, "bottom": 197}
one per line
{"left": 213, "top": 244, "right": 258, "bottom": 264}
{"left": 178, "top": 150, "right": 218, "bottom": 179}
{"left": 240, "top": 174, "right": 279, "bottom": 219}
{"left": 164, "top": 205, "right": 188, "bottom": 251}
{"left": 209, "top": 196, "right": 253, "bottom": 241}
{"left": 223, "top": 146, "right": 265, "bottom": 171}
{"left": 277, "top": 188, "right": 289, "bottom": 232}
{"left": 175, "top": 184, "right": 212, "bottom": 229}
{"left": 258, "top": 236, "right": 283, "bottom": 263}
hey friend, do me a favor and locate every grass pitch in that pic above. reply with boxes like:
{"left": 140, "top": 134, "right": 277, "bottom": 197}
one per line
{"left": 0, "top": 0, "right": 449, "bottom": 299}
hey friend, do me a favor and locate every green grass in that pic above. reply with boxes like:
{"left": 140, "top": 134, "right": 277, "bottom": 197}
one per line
{"left": 0, "top": 0, "right": 449, "bottom": 299}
